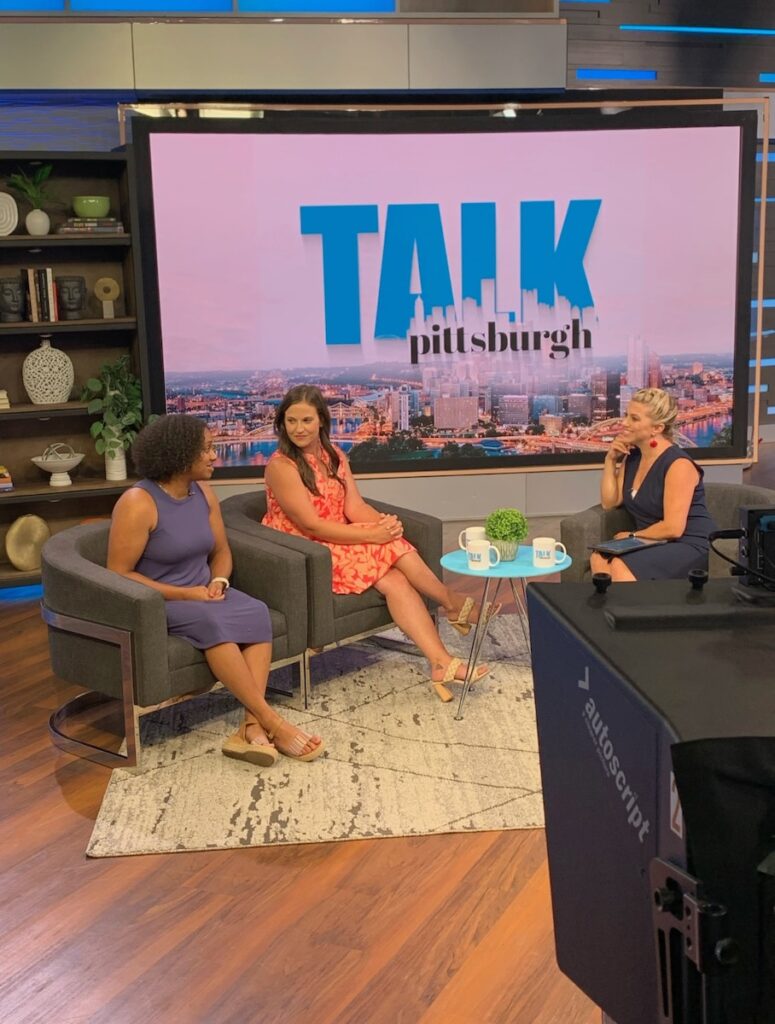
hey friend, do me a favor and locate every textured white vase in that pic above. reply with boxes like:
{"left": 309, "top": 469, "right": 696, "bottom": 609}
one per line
{"left": 22, "top": 337, "right": 74, "bottom": 404}
{"left": 105, "top": 448, "right": 127, "bottom": 482}
{"left": 25, "top": 209, "right": 50, "bottom": 236}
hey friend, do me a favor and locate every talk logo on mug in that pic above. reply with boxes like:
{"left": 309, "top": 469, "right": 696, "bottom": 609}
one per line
{"left": 532, "top": 537, "right": 567, "bottom": 569}
{"left": 466, "top": 539, "right": 501, "bottom": 572}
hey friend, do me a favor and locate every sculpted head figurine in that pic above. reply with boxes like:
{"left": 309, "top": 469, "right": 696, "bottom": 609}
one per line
{"left": 0, "top": 276, "right": 24, "bottom": 323}
{"left": 55, "top": 275, "right": 87, "bottom": 320}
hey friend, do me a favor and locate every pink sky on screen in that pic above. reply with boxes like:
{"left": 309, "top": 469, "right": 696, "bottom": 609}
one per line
{"left": 150, "top": 126, "right": 742, "bottom": 372}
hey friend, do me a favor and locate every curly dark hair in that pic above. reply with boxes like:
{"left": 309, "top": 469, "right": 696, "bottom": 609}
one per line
{"left": 274, "top": 385, "right": 343, "bottom": 496}
{"left": 131, "top": 414, "right": 207, "bottom": 481}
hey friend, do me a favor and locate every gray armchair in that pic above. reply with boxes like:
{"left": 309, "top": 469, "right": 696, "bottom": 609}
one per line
{"left": 221, "top": 490, "right": 443, "bottom": 696}
{"left": 41, "top": 521, "right": 309, "bottom": 768}
{"left": 560, "top": 481, "right": 775, "bottom": 583}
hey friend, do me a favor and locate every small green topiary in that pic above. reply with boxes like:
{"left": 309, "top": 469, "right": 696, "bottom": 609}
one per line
{"left": 485, "top": 507, "right": 529, "bottom": 543}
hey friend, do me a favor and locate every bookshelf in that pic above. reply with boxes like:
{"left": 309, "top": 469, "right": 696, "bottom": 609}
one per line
{"left": 0, "top": 151, "right": 145, "bottom": 588}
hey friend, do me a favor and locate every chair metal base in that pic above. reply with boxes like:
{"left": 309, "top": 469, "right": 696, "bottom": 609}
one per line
{"left": 43, "top": 601, "right": 313, "bottom": 768}
{"left": 49, "top": 691, "right": 139, "bottom": 769}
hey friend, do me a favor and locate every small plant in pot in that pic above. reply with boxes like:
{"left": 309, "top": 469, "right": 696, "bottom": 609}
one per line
{"left": 7, "top": 162, "right": 58, "bottom": 236}
{"left": 81, "top": 354, "right": 144, "bottom": 481}
{"left": 485, "top": 507, "right": 529, "bottom": 562}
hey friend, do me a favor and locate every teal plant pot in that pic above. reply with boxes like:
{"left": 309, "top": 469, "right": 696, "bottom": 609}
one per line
{"left": 73, "top": 195, "right": 110, "bottom": 218}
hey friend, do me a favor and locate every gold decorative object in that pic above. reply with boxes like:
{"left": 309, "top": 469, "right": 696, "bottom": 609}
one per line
{"left": 95, "top": 276, "right": 120, "bottom": 320}
{"left": 5, "top": 514, "right": 51, "bottom": 572}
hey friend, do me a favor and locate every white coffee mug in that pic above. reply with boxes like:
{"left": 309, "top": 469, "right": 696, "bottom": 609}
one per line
{"left": 532, "top": 537, "right": 567, "bottom": 568}
{"left": 458, "top": 525, "right": 487, "bottom": 550}
{"left": 466, "top": 539, "right": 501, "bottom": 572}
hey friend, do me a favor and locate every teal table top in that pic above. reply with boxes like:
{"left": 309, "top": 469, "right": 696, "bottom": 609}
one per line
{"left": 440, "top": 545, "right": 573, "bottom": 580}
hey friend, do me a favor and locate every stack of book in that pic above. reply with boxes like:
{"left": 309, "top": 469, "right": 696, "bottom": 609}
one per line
{"left": 23, "top": 268, "right": 58, "bottom": 323}
{"left": 56, "top": 217, "right": 124, "bottom": 235}
{"left": 0, "top": 466, "right": 13, "bottom": 492}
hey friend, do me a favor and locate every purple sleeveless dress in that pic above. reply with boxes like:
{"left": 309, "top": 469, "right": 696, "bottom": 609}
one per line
{"left": 133, "top": 480, "right": 271, "bottom": 649}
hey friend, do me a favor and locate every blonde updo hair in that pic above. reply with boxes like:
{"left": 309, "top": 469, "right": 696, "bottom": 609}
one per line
{"left": 631, "top": 387, "right": 678, "bottom": 440}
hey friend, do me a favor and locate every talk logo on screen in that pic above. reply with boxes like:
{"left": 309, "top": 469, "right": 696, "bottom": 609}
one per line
{"left": 300, "top": 199, "right": 601, "bottom": 364}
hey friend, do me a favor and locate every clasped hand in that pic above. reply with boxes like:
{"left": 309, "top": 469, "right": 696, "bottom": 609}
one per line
{"left": 186, "top": 583, "right": 226, "bottom": 601}
{"left": 374, "top": 512, "right": 404, "bottom": 543}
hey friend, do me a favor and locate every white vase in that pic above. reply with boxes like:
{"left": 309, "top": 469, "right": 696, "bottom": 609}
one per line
{"left": 25, "top": 209, "right": 50, "bottom": 237}
{"left": 105, "top": 448, "right": 127, "bottom": 482}
{"left": 22, "top": 337, "right": 74, "bottom": 404}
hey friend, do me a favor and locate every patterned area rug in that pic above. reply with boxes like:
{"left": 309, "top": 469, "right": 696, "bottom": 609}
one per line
{"left": 87, "top": 616, "right": 543, "bottom": 857}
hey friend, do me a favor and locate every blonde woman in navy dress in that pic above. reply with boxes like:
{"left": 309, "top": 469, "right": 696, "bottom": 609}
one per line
{"left": 108, "top": 415, "right": 323, "bottom": 765}
{"left": 590, "top": 387, "right": 716, "bottom": 582}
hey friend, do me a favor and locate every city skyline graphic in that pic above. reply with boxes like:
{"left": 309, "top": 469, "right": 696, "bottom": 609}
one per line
{"left": 148, "top": 123, "right": 745, "bottom": 469}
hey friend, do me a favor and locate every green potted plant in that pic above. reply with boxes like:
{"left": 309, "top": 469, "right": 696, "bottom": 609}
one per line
{"left": 81, "top": 354, "right": 144, "bottom": 481}
{"left": 7, "top": 163, "right": 57, "bottom": 237}
{"left": 485, "top": 507, "right": 529, "bottom": 562}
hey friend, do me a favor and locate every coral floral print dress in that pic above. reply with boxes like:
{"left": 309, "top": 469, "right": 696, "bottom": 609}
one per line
{"left": 263, "top": 448, "right": 415, "bottom": 595}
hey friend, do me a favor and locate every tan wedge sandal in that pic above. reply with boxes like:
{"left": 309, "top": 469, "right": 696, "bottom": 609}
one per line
{"left": 447, "top": 598, "right": 502, "bottom": 637}
{"left": 222, "top": 721, "right": 278, "bottom": 767}
{"left": 430, "top": 657, "right": 490, "bottom": 702}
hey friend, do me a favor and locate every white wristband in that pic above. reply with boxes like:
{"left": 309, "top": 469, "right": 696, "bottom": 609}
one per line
{"left": 210, "top": 576, "right": 230, "bottom": 591}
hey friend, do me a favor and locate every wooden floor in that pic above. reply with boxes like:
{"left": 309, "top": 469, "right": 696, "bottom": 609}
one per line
{"left": 4, "top": 451, "right": 773, "bottom": 1022}
{"left": 0, "top": 591, "right": 599, "bottom": 1024}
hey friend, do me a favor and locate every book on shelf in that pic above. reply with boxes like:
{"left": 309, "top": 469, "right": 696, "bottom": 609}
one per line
{"left": 36, "top": 268, "right": 50, "bottom": 322}
{"left": 45, "top": 268, "right": 57, "bottom": 321}
{"left": 0, "top": 465, "right": 13, "bottom": 492}
{"left": 24, "top": 268, "right": 39, "bottom": 323}
{"left": 56, "top": 217, "right": 124, "bottom": 235}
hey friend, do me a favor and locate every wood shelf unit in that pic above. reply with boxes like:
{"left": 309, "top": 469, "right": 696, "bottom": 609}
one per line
{"left": 0, "top": 478, "right": 137, "bottom": 505}
{"left": 0, "top": 150, "right": 145, "bottom": 582}
{"left": 0, "top": 318, "right": 136, "bottom": 336}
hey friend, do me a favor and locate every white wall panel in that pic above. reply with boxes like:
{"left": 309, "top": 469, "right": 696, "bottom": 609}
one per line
{"left": 0, "top": 24, "right": 134, "bottom": 89}
{"left": 408, "top": 22, "right": 566, "bottom": 90}
{"left": 215, "top": 462, "right": 741, "bottom": 522}
{"left": 132, "top": 23, "right": 409, "bottom": 91}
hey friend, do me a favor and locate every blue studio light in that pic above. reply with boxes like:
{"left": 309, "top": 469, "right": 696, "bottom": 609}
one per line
{"left": 576, "top": 68, "right": 657, "bottom": 81}
{"left": 0, "top": 0, "right": 63, "bottom": 8}
{"left": 71, "top": 0, "right": 231, "bottom": 9}
{"left": 238, "top": 0, "right": 394, "bottom": 10}
{"left": 621, "top": 24, "right": 775, "bottom": 38}
{"left": 0, "top": 584, "right": 43, "bottom": 603}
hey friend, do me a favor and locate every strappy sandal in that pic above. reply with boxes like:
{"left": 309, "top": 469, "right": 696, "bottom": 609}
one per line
{"left": 222, "top": 721, "right": 278, "bottom": 767}
{"left": 430, "top": 657, "right": 490, "bottom": 702}
{"left": 266, "top": 720, "right": 325, "bottom": 763}
{"left": 447, "top": 597, "right": 502, "bottom": 637}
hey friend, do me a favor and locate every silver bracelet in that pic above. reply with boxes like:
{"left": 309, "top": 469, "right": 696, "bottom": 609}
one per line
{"left": 210, "top": 576, "right": 230, "bottom": 591}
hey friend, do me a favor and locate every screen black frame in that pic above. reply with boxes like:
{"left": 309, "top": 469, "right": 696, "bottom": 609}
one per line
{"left": 131, "top": 104, "right": 757, "bottom": 479}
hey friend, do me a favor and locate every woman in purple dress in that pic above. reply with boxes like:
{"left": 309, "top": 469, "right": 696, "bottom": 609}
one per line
{"left": 590, "top": 387, "right": 716, "bottom": 582}
{"left": 108, "top": 414, "right": 323, "bottom": 765}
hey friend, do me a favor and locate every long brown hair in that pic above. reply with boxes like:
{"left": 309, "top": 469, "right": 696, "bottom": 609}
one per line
{"left": 274, "top": 385, "right": 343, "bottom": 495}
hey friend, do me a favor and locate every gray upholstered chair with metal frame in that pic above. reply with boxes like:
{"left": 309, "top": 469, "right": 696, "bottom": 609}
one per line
{"left": 41, "top": 520, "right": 309, "bottom": 768}
{"left": 220, "top": 490, "right": 443, "bottom": 702}
{"left": 559, "top": 481, "right": 775, "bottom": 583}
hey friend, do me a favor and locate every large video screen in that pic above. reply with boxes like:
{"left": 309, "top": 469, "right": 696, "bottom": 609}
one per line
{"left": 133, "top": 109, "right": 755, "bottom": 477}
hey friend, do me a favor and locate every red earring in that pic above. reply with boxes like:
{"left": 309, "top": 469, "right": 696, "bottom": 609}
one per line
{"left": 649, "top": 437, "right": 658, "bottom": 448}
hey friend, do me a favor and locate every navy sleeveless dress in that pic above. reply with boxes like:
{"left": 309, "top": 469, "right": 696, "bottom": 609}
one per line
{"left": 617, "top": 446, "right": 716, "bottom": 580}
{"left": 133, "top": 479, "right": 271, "bottom": 649}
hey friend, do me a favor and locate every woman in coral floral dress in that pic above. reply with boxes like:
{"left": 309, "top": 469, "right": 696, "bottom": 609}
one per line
{"left": 263, "top": 385, "right": 491, "bottom": 700}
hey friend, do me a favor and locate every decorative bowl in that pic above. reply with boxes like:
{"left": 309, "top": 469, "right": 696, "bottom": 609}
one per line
{"left": 31, "top": 443, "right": 85, "bottom": 487}
{"left": 72, "top": 195, "right": 110, "bottom": 218}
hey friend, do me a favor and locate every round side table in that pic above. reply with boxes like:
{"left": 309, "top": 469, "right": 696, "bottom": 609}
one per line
{"left": 440, "top": 545, "right": 573, "bottom": 719}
